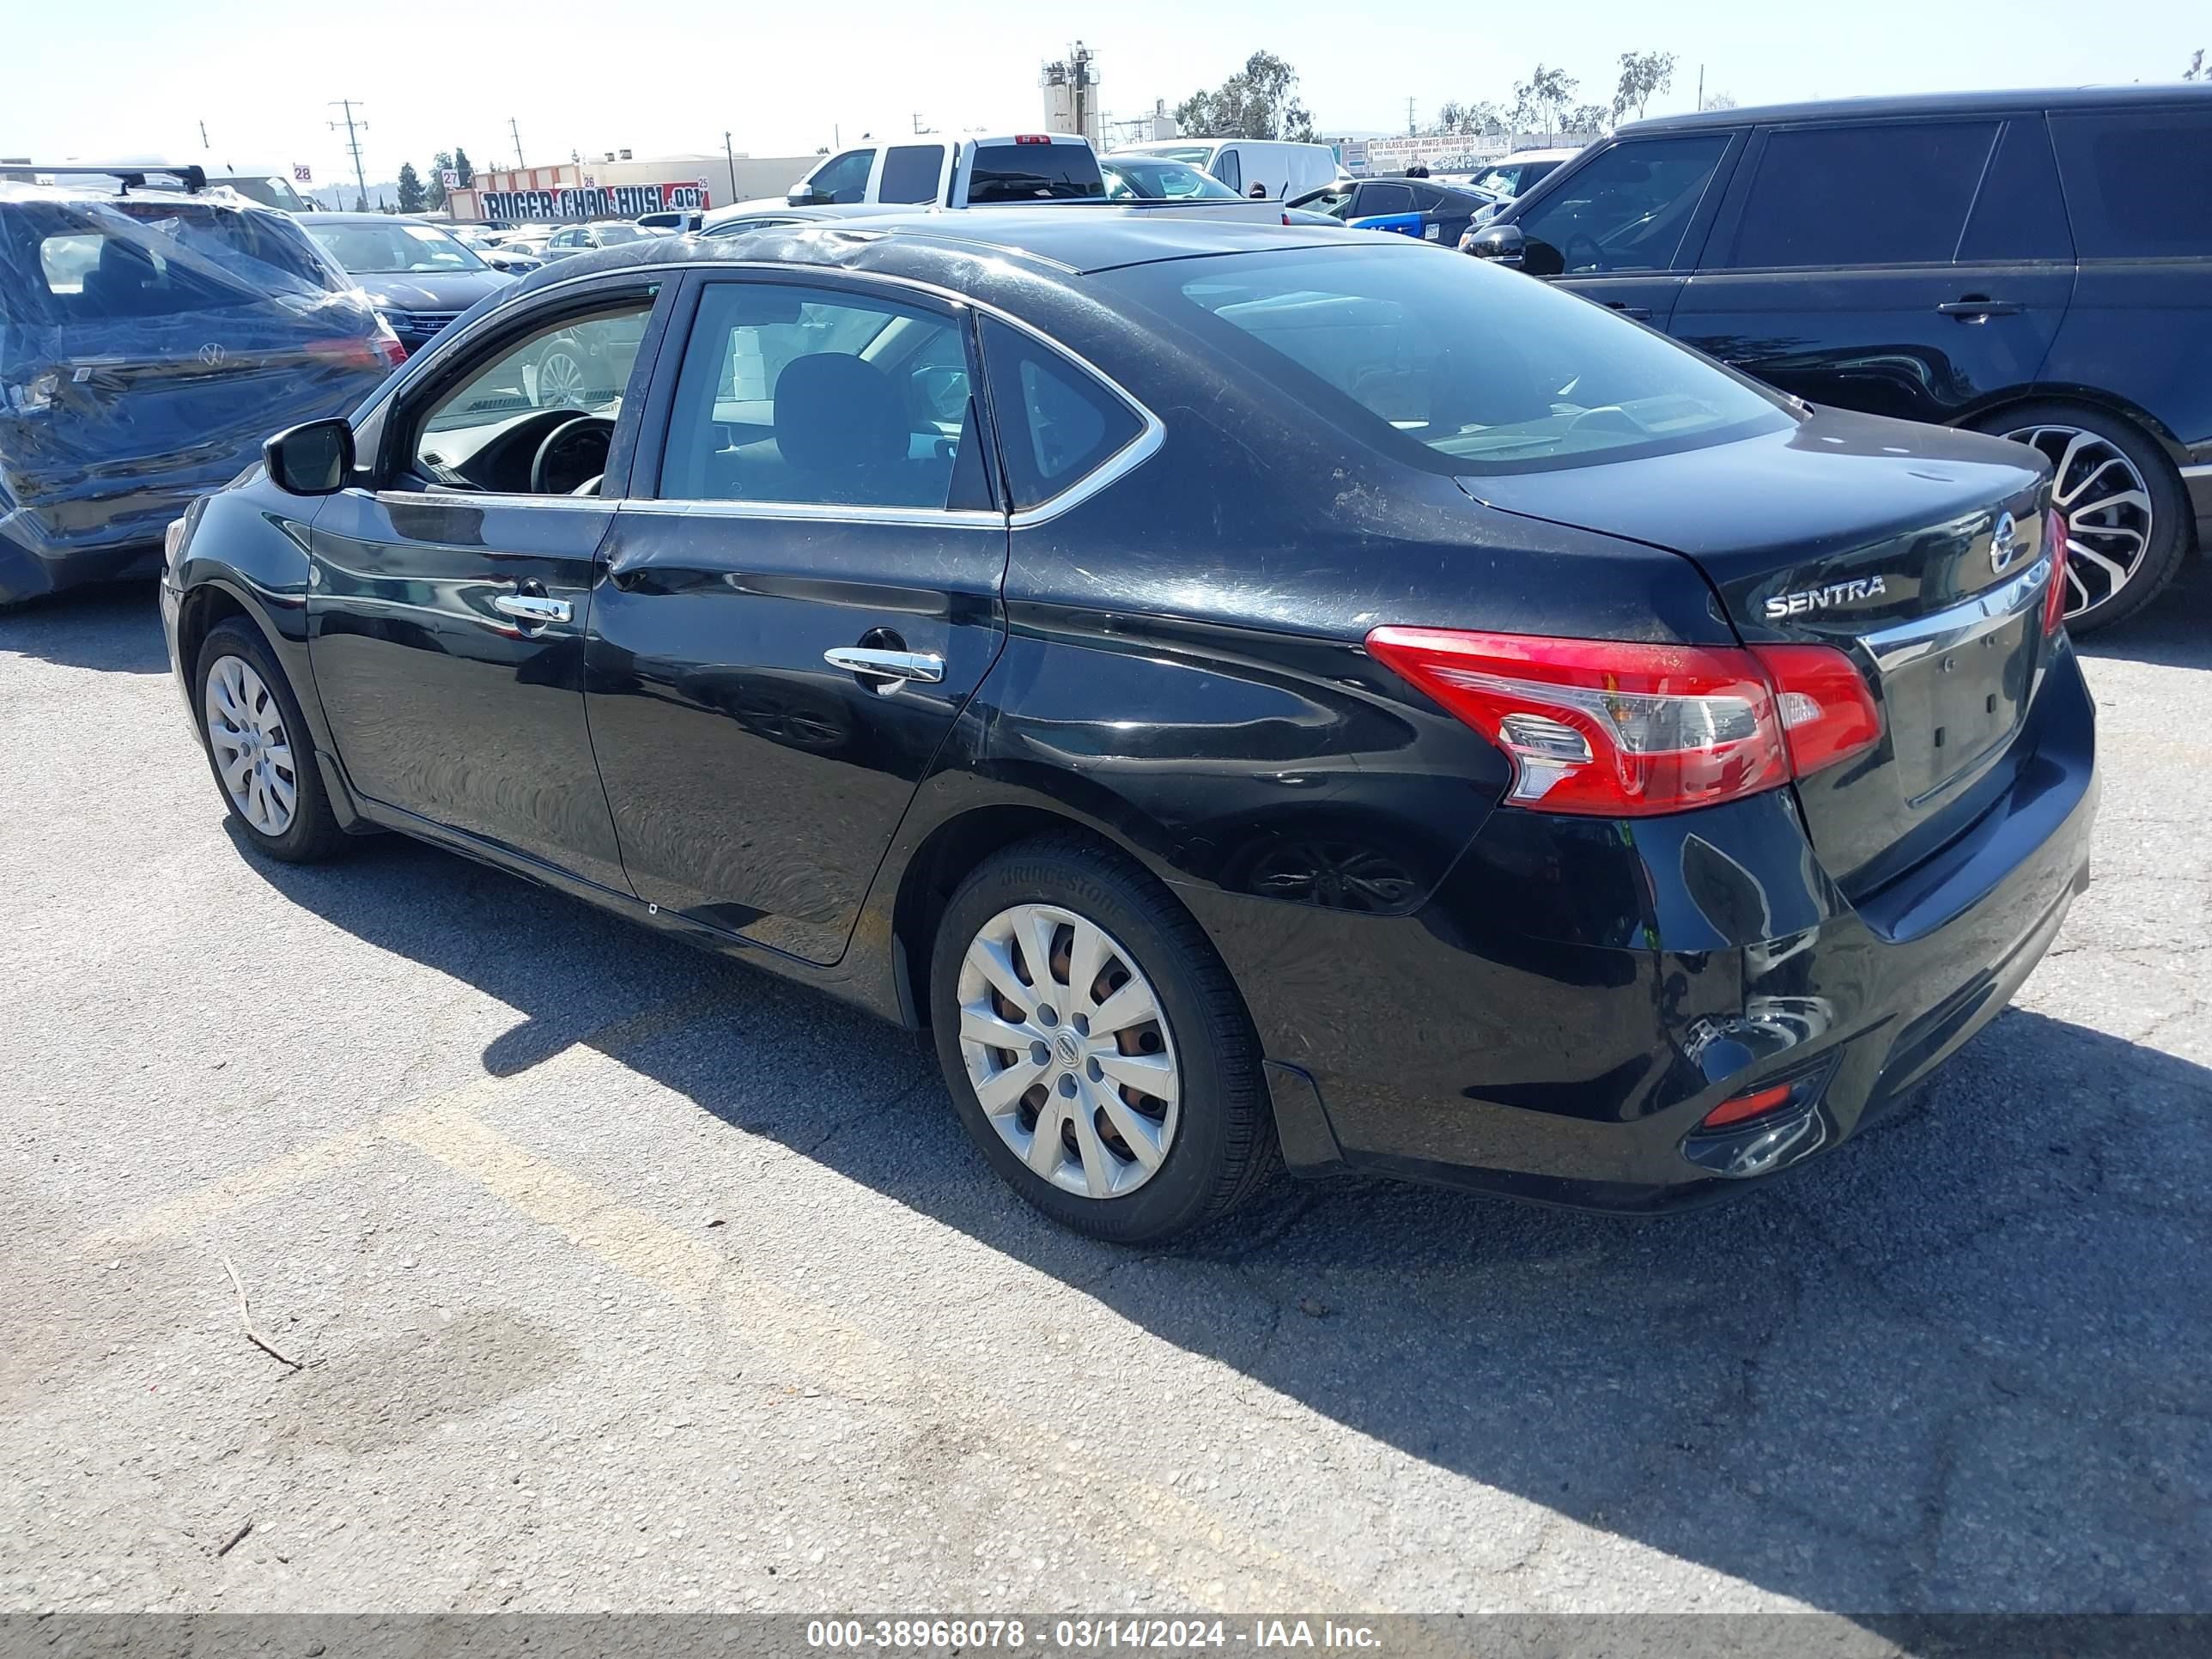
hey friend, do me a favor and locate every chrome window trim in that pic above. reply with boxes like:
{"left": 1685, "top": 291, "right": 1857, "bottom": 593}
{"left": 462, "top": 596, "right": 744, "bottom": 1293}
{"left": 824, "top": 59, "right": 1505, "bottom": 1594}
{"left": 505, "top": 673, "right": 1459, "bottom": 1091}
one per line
{"left": 618, "top": 500, "right": 1006, "bottom": 530}
{"left": 368, "top": 489, "right": 616, "bottom": 513}
{"left": 2179, "top": 461, "right": 2212, "bottom": 479}
{"left": 1861, "top": 553, "right": 2052, "bottom": 672}
{"left": 622, "top": 258, "right": 1166, "bottom": 529}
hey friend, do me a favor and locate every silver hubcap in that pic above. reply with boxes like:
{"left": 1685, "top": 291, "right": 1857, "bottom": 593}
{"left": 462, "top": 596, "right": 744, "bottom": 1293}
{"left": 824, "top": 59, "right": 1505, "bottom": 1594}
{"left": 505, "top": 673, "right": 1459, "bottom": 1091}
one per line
{"left": 2002, "top": 424, "right": 2154, "bottom": 619}
{"left": 538, "top": 349, "right": 586, "bottom": 408}
{"left": 204, "top": 655, "right": 297, "bottom": 837}
{"left": 956, "top": 903, "right": 1180, "bottom": 1200}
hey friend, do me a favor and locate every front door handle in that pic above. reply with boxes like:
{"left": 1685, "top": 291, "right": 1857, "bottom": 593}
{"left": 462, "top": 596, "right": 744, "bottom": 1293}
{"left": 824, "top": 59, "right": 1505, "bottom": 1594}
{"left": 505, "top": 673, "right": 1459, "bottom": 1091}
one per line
{"left": 492, "top": 592, "right": 572, "bottom": 625}
{"left": 1937, "top": 298, "right": 2022, "bottom": 319}
{"left": 1607, "top": 302, "right": 1652, "bottom": 320}
{"left": 824, "top": 646, "right": 945, "bottom": 689}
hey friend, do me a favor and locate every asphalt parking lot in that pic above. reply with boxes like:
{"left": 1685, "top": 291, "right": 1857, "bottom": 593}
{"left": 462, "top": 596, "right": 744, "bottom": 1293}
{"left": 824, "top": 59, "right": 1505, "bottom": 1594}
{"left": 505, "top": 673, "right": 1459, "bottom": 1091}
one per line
{"left": 1, "top": 572, "right": 2207, "bottom": 1624}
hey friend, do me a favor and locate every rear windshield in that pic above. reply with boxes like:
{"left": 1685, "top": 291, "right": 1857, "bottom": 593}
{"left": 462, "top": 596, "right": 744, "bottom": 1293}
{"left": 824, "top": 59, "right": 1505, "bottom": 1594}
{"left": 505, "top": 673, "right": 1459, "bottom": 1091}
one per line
{"left": 1099, "top": 244, "right": 1791, "bottom": 475}
{"left": 1103, "top": 158, "right": 1239, "bottom": 201}
{"left": 4, "top": 198, "right": 337, "bottom": 325}
{"left": 307, "top": 221, "right": 486, "bottom": 274}
{"left": 967, "top": 143, "right": 1103, "bottom": 204}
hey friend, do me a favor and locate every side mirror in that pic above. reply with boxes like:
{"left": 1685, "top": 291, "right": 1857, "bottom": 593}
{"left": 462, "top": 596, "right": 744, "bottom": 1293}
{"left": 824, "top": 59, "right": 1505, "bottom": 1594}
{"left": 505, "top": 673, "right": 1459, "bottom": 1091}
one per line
{"left": 264, "top": 418, "right": 354, "bottom": 496}
{"left": 1468, "top": 223, "right": 1526, "bottom": 267}
{"left": 786, "top": 184, "right": 833, "bottom": 207}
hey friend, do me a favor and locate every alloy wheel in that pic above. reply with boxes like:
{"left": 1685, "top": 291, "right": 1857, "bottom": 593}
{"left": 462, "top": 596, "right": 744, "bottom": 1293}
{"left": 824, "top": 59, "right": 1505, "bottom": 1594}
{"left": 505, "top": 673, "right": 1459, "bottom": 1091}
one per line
{"left": 537, "top": 346, "right": 588, "bottom": 408}
{"left": 204, "top": 654, "right": 298, "bottom": 837}
{"left": 955, "top": 902, "right": 1181, "bottom": 1200}
{"left": 2001, "top": 423, "right": 2155, "bottom": 621}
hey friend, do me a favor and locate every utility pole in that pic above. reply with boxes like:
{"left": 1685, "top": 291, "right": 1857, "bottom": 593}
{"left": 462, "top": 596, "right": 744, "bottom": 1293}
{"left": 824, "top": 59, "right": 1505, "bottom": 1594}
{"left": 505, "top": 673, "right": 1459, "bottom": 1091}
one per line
{"left": 722, "top": 131, "right": 737, "bottom": 203}
{"left": 327, "top": 100, "right": 368, "bottom": 210}
{"left": 1407, "top": 97, "right": 1418, "bottom": 137}
{"left": 508, "top": 117, "right": 526, "bottom": 170}
{"left": 198, "top": 119, "right": 210, "bottom": 150}
{"left": 1696, "top": 64, "right": 1705, "bottom": 111}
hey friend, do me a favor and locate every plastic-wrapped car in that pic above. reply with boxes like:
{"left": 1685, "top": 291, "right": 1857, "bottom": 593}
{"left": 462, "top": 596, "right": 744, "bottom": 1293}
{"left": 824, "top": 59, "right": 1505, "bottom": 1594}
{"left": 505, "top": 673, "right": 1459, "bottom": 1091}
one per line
{"left": 0, "top": 173, "right": 403, "bottom": 604}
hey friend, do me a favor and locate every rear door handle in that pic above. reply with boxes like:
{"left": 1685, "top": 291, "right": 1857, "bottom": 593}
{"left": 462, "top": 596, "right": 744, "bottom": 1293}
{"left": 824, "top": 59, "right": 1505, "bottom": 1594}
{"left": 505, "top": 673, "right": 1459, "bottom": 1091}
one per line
{"left": 492, "top": 592, "right": 572, "bottom": 624}
{"left": 824, "top": 646, "right": 945, "bottom": 686}
{"left": 1937, "top": 298, "right": 2022, "bottom": 319}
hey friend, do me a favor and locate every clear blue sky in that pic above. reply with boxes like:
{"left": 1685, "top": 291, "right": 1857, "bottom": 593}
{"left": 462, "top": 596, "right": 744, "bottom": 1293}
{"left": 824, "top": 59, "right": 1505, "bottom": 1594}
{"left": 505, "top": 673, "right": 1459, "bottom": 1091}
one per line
{"left": 3, "top": 0, "right": 2202, "bottom": 191}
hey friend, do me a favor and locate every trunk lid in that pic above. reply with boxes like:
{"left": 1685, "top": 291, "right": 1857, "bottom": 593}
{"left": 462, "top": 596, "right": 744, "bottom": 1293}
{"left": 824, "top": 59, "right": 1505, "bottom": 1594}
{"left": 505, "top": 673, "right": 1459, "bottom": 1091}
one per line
{"left": 1459, "top": 409, "right": 2056, "bottom": 893}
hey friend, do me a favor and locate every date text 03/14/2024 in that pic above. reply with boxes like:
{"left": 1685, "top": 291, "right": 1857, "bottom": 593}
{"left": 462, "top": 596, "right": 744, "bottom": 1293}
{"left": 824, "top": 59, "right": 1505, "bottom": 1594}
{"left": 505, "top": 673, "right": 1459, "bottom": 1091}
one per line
{"left": 804, "top": 1619, "right": 1384, "bottom": 1650}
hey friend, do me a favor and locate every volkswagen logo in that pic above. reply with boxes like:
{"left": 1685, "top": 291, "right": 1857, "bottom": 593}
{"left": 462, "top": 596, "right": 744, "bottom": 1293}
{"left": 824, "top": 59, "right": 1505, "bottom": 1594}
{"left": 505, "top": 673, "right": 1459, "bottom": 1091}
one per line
{"left": 1989, "top": 511, "right": 2023, "bottom": 574}
{"left": 196, "top": 343, "right": 226, "bottom": 369}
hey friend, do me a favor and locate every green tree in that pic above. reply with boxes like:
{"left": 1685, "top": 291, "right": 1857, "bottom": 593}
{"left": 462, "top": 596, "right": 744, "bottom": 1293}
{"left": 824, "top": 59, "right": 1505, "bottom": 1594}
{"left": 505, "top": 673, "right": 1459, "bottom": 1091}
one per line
{"left": 1704, "top": 88, "right": 1739, "bottom": 110}
{"left": 452, "top": 147, "right": 475, "bottom": 187}
{"left": 1176, "top": 51, "right": 1317, "bottom": 143}
{"left": 1511, "top": 64, "right": 1579, "bottom": 145}
{"left": 395, "top": 161, "right": 425, "bottom": 214}
{"left": 2185, "top": 49, "right": 2207, "bottom": 80}
{"left": 427, "top": 150, "right": 452, "bottom": 210}
{"left": 1613, "top": 51, "right": 1677, "bottom": 124}
{"left": 1566, "top": 102, "right": 1613, "bottom": 137}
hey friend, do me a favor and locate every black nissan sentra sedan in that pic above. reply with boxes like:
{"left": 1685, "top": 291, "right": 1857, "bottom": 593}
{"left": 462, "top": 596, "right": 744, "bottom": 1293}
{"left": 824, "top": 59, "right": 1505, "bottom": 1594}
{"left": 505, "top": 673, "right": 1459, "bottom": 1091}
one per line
{"left": 161, "top": 215, "right": 2097, "bottom": 1242}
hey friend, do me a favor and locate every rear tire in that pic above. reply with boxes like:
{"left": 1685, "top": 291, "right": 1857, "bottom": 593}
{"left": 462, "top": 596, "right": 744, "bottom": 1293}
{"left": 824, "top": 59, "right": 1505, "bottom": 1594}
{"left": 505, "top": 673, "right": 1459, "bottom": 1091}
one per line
{"left": 195, "top": 618, "right": 346, "bottom": 864}
{"left": 928, "top": 835, "right": 1277, "bottom": 1244}
{"left": 1974, "top": 401, "right": 2190, "bottom": 635}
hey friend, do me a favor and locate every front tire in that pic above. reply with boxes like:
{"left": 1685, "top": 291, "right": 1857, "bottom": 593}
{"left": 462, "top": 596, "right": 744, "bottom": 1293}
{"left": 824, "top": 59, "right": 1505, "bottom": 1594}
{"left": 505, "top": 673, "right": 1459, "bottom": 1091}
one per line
{"left": 1976, "top": 401, "right": 2190, "bottom": 634}
{"left": 195, "top": 618, "right": 346, "bottom": 864}
{"left": 929, "top": 836, "right": 1276, "bottom": 1243}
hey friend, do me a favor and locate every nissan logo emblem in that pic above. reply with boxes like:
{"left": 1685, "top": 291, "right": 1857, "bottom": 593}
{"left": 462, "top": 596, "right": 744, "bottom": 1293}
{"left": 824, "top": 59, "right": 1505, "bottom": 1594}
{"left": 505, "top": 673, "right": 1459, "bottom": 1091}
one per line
{"left": 197, "top": 343, "right": 225, "bottom": 368}
{"left": 1989, "top": 511, "right": 2022, "bottom": 574}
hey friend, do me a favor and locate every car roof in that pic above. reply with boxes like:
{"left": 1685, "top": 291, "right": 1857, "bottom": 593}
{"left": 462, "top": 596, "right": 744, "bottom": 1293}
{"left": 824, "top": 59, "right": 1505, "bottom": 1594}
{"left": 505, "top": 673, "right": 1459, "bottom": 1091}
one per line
{"left": 1490, "top": 148, "right": 1580, "bottom": 162}
{"left": 510, "top": 207, "right": 1360, "bottom": 294}
{"left": 1620, "top": 82, "right": 2212, "bottom": 135}
{"left": 299, "top": 211, "right": 447, "bottom": 225}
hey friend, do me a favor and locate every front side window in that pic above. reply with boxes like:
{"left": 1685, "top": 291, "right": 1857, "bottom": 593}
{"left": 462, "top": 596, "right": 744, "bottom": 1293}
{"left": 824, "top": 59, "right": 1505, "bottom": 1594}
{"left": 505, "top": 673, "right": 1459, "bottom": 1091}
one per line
{"left": 978, "top": 317, "right": 1146, "bottom": 510}
{"left": 659, "top": 282, "right": 976, "bottom": 511}
{"left": 1103, "top": 245, "right": 1790, "bottom": 476}
{"left": 1358, "top": 183, "right": 1416, "bottom": 217}
{"left": 1212, "top": 149, "right": 1243, "bottom": 192}
{"left": 2051, "top": 108, "right": 2212, "bottom": 258}
{"left": 1721, "top": 121, "right": 1997, "bottom": 269}
{"left": 1293, "top": 185, "right": 1356, "bottom": 219}
{"left": 878, "top": 144, "right": 945, "bottom": 204}
{"left": 410, "top": 301, "right": 653, "bottom": 489}
{"left": 805, "top": 149, "right": 876, "bottom": 204}
{"left": 1516, "top": 136, "right": 1732, "bottom": 275}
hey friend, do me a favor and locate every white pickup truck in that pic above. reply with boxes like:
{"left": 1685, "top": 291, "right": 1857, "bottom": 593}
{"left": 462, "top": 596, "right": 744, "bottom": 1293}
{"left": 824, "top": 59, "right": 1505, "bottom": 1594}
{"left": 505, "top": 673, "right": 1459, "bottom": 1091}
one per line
{"left": 781, "top": 133, "right": 1284, "bottom": 221}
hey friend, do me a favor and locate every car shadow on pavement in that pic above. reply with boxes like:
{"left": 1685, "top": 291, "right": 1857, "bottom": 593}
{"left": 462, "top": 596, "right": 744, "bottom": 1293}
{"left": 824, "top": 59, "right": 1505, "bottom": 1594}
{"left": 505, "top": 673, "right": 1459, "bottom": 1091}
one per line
{"left": 2074, "top": 559, "right": 2212, "bottom": 672}
{"left": 0, "top": 581, "right": 169, "bottom": 674}
{"left": 235, "top": 828, "right": 2212, "bottom": 1618}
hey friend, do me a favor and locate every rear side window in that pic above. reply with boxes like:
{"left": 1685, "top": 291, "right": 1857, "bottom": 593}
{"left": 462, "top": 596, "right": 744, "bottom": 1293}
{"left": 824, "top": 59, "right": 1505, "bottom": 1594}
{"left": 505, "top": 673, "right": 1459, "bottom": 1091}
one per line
{"left": 979, "top": 317, "right": 1144, "bottom": 509}
{"left": 1959, "top": 118, "right": 2073, "bottom": 262}
{"left": 1361, "top": 184, "right": 1415, "bottom": 216}
{"left": 2051, "top": 108, "right": 2212, "bottom": 258}
{"left": 1723, "top": 121, "right": 1998, "bottom": 268}
{"left": 967, "top": 143, "right": 1103, "bottom": 204}
{"left": 878, "top": 145, "right": 945, "bottom": 204}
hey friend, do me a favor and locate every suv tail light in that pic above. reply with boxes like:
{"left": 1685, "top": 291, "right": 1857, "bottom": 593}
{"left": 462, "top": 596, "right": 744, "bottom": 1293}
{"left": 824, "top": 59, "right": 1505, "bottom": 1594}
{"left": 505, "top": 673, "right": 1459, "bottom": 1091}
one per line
{"left": 2043, "top": 508, "right": 2069, "bottom": 635}
{"left": 1364, "top": 628, "right": 1882, "bottom": 818}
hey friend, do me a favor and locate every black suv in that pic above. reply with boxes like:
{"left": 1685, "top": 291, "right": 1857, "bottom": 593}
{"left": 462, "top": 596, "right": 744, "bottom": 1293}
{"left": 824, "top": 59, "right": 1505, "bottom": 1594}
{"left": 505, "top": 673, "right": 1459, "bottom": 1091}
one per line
{"left": 1468, "top": 86, "right": 2212, "bottom": 632}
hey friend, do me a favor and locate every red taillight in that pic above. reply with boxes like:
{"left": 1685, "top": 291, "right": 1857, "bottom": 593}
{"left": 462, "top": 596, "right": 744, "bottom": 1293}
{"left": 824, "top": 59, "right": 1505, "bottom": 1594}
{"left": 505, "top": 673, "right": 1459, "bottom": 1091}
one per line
{"left": 1364, "top": 627, "right": 1882, "bottom": 818}
{"left": 2043, "top": 507, "right": 2069, "bottom": 635}
{"left": 306, "top": 337, "right": 403, "bottom": 371}
{"left": 375, "top": 336, "right": 408, "bottom": 368}
{"left": 1747, "top": 642, "right": 1882, "bottom": 777}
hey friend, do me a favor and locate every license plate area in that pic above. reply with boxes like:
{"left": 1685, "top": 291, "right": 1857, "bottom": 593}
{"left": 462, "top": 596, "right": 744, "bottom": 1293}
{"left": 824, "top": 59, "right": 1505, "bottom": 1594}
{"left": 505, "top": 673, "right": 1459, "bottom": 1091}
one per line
{"left": 1885, "top": 611, "right": 2036, "bottom": 804}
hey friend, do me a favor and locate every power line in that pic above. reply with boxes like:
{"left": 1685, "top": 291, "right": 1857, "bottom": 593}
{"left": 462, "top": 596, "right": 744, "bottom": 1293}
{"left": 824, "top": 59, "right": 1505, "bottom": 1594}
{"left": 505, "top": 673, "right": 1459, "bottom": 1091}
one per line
{"left": 327, "top": 100, "right": 368, "bottom": 209}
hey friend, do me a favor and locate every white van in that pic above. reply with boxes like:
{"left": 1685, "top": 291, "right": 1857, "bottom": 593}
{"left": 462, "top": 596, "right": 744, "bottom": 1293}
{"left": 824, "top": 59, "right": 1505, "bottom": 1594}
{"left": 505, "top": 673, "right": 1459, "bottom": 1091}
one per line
{"left": 1109, "top": 138, "right": 1337, "bottom": 203}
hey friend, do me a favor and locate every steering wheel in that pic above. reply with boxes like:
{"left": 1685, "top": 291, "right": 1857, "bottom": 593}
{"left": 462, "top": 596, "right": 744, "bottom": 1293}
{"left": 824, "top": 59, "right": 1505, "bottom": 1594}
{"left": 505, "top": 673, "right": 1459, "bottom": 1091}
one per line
{"left": 1563, "top": 232, "right": 1607, "bottom": 274}
{"left": 530, "top": 415, "right": 614, "bottom": 495}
